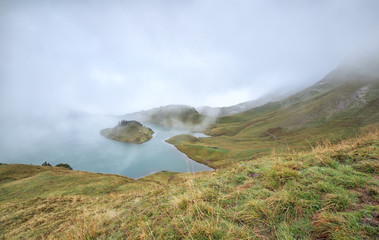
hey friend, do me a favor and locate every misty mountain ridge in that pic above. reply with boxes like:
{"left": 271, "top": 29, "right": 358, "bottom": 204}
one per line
{"left": 120, "top": 92, "right": 294, "bottom": 131}
{"left": 167, "top": 52, "right": 379, "bottom": 168}
{"left": 197, "top": 89, "right": 292, "bottom": 117}
{"left": 119, "top": 49, "right": 379, "bottom": 135}
{"left": 269, "top": 58, "right": 379, "bottom": 130}
{"left": 122, "top": 105, "right": 210, "bottom": 131}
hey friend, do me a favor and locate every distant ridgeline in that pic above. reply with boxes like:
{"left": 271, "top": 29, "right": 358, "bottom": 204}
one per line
{"left": 100, "top": 120, "right": 154, "bottom": 144}
{"left": 149, "top": 106, "right": 204, "bottom": 127}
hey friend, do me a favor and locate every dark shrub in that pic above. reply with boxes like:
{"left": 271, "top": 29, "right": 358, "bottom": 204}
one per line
{"left": 55, "top": 163, "right": 73, "bottom": 170}
{"left": 42, "top": 161, "right": 52, "bottom": 166}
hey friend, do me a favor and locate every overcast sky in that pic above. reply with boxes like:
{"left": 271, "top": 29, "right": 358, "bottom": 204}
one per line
{"left": 1, "top": 0, "right": 379, "bottom": 116}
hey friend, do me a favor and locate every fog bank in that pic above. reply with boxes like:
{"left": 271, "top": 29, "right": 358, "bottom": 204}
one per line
{"left": 1, "top": 0, "right": 379, "bottom": 116}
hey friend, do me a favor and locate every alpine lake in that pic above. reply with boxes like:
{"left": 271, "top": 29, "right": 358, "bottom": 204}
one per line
{"left": 0, "top": 113, "right": 212, "bottom": 179}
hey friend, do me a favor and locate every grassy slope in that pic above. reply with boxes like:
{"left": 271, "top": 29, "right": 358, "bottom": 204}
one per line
{"left": 168, "top": 69, "right": 379, "bottom": 169}
{"left": 0, "top": 130, "right": 378, "bottom": 239}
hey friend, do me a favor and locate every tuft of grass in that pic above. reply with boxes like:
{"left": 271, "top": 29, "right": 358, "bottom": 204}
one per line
{"left": 312, "top": 211, "right": 350, "bottom": 239}
{"left": 263, "top": 162, "right": 300, "bottom": 189}
{"left": 323, "top": 189, "right": 356, "bottom": 211}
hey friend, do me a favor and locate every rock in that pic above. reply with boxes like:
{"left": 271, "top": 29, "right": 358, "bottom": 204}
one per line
{"left": 248, "top": 172, "right": 260, "bottom": 178}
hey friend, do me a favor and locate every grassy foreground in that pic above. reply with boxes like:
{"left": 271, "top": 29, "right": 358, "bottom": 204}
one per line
{"left": 1, "top": 129, "right": 378, "bottom": 239}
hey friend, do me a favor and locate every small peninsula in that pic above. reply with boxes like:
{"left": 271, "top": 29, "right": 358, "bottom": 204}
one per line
{"left": 100, "top": 120, "right": 154, "bottom": 144}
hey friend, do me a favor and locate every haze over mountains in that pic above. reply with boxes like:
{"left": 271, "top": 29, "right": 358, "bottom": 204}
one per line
{"left": 197, "top": 90, "right": 291, "bottom": 117}
{"left": 166, "top": 51, "right": 379, "bottom": 168}
{"left": 119, "top": 46, "right": 379, "bottom": 132}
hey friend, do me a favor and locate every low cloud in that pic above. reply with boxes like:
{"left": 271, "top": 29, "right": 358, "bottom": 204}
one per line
{"left": 1, "top": 0, "right": 379, "bottom": 116}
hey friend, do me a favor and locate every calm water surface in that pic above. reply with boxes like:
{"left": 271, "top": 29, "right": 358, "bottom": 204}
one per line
{"left": 0, "top": 113, "right": 212, "bottom": 178}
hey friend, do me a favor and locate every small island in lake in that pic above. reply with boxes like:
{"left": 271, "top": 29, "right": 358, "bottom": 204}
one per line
{"left": 100, "top": 120, "right": 154, "bottom": 144}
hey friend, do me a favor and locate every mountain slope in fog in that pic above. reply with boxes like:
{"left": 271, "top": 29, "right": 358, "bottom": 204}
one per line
{"left": 121, "top": 95, "right": 291, "bottom": 131}
{"left": 197, "top": 90, "right": 291, "bottom": 117}
{"left": 123, "top": 105, "right": 213, "bottom": 131}
{"left": 168, "top": 54, "right": 379, "bottom": 168}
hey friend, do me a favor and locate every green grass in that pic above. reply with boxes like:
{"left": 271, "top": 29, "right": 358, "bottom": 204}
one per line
{"left": 0, "top": 131, "right": 378, "bottom": 239}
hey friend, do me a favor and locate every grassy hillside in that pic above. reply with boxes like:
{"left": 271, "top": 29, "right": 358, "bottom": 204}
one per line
{"left": 168, "top": 66, "right": 379, "bottom": 169}
{"left": 1, "top": 129, "right": 378, "bottom": 239}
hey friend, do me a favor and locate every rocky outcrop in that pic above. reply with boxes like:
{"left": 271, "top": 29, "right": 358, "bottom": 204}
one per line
{"left": 100, "top": 120, "right": 154, "bottom": 144}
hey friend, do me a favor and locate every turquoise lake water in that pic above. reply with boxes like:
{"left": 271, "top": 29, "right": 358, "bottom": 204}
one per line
{"left": 0, "top": 113, "right": 212, "bottom": 179}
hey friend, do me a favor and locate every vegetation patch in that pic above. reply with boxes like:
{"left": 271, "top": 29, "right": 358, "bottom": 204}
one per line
{"left": 165, "top": 134, "right": 200, "bottom": 145}
{"left": 55, "top": 163, "right": 73, "bottom": 170}
{"left": 100, "top": 120, "right": 154, "bottom": 144}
